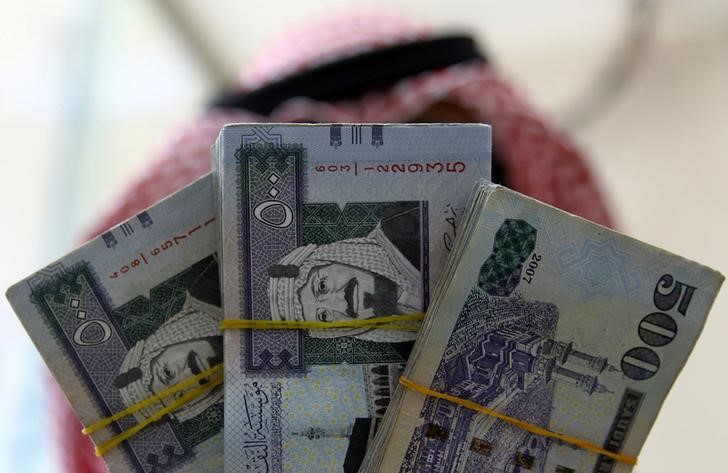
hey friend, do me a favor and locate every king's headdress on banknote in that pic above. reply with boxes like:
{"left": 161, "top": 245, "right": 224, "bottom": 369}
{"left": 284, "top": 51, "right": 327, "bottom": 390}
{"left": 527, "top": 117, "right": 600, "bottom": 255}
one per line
{"left": 114, "top": 294, "right": 223, "bottom": 422}
{"left": 267, "top": 223, "right": 422, "bottom": 342}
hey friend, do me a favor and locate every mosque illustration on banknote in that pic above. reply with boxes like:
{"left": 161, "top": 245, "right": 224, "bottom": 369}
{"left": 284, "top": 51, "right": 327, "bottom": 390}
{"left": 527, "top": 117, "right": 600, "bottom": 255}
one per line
{"left": 401, "top": 220, "right": 630, "bottom": 473}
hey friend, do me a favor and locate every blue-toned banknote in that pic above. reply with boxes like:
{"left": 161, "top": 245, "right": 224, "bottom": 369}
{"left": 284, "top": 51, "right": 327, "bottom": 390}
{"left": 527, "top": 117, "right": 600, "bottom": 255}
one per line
{"left": 214, "top": 124, "right": 491, "bottom": 473}
{"left": 363, "top": 182, "right": 724, "bottom": 473}
{"left": 6, "top": 176, "right": 225, "bottom": 473}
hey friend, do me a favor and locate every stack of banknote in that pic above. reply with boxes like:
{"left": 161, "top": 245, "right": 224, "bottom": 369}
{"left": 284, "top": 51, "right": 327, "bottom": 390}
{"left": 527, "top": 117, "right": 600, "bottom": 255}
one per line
{"left": 5, "top": 124, "right": 723, "bottom": 473}
{"left": 359, "top": 180, "right": 724, "bottom": 473}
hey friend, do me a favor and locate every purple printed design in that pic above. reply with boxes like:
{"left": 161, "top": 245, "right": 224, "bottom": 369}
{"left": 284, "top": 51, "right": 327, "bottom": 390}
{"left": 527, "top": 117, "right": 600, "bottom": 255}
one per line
{"left": 30, "top": 263, "right": 191, "bottom": 473}
{"left": 403, "top": 293, "right": 559, "bottom": 473}
{"left": 403, "top": 292, "right": 619, "bottom": 473}
{"left": 220, "top": 124, "right": 497, "bottom": 473}
{"left": 402, "top": 221, "right": 619, "bottom": 473}
{"left": 236, "top": 128, "right": 306, "bottom": 374}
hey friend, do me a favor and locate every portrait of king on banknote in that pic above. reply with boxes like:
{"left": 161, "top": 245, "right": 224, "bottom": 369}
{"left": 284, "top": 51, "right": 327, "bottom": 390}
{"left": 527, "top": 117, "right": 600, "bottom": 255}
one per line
{"left": 7, "top": 177, "right": 229, "bottom": 473}
{"left": 238, "top": 197, "right": 430, "bottom": 472}
{"left": 216, "top": 124, "right": 491, "bottom": 473}
{"left": 267, "top": 201, "right": 423, "bottom": 343}
{"left": 114, "top": 255, "right": 224, "bottom": 423}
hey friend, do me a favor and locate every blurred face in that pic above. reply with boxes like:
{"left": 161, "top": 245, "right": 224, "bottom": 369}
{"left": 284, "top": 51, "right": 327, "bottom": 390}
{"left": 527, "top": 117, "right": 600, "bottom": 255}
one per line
{"left": 297, "top": 263, "right": 399, "bottom": 322}
{"left": 148, "top": 336, "right": 223, "bottom": 400}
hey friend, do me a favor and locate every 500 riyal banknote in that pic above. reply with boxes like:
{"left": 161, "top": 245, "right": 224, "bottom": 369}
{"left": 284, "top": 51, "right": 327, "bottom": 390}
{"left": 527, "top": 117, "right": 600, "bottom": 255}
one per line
{"left": 214, "top": 124, "right": 491, "bottom": 473}
{"left": 7, "top": 176, "right": 225, "bottom": 473}
{"left": 364, "top": 182, "right": 723, "bottom": 473}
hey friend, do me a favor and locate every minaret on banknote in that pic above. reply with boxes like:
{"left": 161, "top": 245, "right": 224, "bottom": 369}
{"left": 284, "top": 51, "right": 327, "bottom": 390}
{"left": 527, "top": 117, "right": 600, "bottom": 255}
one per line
{"left": 361, "top": 181, "right": 723, "bottom": 473}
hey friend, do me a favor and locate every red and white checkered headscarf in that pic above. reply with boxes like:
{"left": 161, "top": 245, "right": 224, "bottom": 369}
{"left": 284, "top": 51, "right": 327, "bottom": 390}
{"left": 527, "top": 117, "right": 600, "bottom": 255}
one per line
{"left": 56, "top": 11, "right": 613, "bottom": 473}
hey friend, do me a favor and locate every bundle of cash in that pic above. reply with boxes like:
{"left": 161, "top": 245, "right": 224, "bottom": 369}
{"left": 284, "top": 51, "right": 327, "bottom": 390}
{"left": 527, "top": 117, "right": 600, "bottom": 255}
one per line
{"left": 5, "top": 122, "right": 724, "bottom": 473}
{"left": 360, "top": 181, "right": 723, "bottom": 473}
{"left": 6, "top": 177, "right": 226, "bottom": 472}
{"left": 213, "top": 124, "right": 492, "bottom": 473}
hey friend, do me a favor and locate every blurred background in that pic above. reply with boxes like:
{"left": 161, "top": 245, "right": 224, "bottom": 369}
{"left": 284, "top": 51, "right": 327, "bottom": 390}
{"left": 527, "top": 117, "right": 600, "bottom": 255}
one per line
{"left": 0, "top": 1, "right": 726, "bottom": 471}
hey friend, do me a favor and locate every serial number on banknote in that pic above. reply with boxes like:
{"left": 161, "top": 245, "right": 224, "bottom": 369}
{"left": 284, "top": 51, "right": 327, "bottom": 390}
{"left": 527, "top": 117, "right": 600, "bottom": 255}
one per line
{"left": 109, "top": 216, "right": 215, "bottom": 279}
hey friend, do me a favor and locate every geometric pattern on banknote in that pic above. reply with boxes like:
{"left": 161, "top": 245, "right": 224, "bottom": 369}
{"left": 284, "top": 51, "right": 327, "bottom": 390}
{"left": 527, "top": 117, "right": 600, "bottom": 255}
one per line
{"left": 175, "top": 403, "right": 224, "bottom": 451}
{"left": 236, "top": 127, "right": 289, "bottom": 175}
{"left": 303, "top": 335, "right": 411, "bottom": 365}
{"left": 111, "top": 255, "right": 225, "bottom": 449}
{"left": 528, "top": 212, "right": 568, "bottom": 246}
{"left": 301, "top": 202, "right": 393, "bottom": 245}
{"left": 109, "top": 256, "right": 225, "bottom": 448}
{"left": 112, "top": 272, "right": 189, "bottom": 344}
{"left": 404, "top": 285, "right": 619, "bottom": 473}
{"left": 479, "top": 190, "right": 523, "bottom": 235}
{"left": 136, "top": 429, "right": 189, "bottom": 473}
{"left": 556, "top": 238, "right": 643, "bottom": 299}
{"left": 238, "top": 126, "right": 285, "bottom": 148}
{"left": 26, "top": 261, "right": 67, "bottom": 293}
{"left": 29, "top": 263, "right": 192, "bottom": 472}
{"left": 477, "top": 219, "right": 537, "bottom": 296}
{"left": 238, "top": 142, "right": 306, "bottom": 373}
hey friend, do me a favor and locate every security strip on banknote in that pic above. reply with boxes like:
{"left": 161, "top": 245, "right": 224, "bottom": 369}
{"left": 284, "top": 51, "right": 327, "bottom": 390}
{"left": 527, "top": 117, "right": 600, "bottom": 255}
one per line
{"left": 214, "top": 123, "right": 492, "bottom": 473}
{"left": 361, "top": 181, "right": 723, "bottom": 473}
{"left": 6, "top": 176, "right": 225, "bottom": 473}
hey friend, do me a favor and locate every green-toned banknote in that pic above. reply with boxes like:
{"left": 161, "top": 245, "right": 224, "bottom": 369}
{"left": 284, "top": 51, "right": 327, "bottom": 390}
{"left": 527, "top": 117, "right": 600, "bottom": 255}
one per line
{"left": 7, "top": 176, "right": 225, "bottom": 473}
{"left": 214, "top": 123, "right": 491, "bottom": 473}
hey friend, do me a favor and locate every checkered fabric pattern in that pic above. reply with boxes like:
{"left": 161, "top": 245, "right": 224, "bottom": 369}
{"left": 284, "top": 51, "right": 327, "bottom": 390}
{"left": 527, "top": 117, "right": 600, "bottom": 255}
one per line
{"left": 116, "top": 303, "right": 222, "bottom": 423}
{"left": 269, "top": 237, "right": 420, "bottom": 323}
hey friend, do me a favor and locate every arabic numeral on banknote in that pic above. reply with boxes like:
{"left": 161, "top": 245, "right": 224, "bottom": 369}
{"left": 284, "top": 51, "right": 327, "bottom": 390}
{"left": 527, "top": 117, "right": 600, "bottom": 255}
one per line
{"left": 253, "top": 200, "right": 295, "bottom": 229}
{"left": 362, "top": 182, "right": 723, "bottom": 473}
{"left": 521, "top": 253, "right": 542, "bottom": 285}
{"left": 219, "top": 124, "right": 492, "bottom": 473}
{"left": 621, "top": 274, "right": 697, "bottom": 380}
{"left": 73, "top": 317, "right": 113, "bottom": 346}
{"left": 653, "top": 274, "right": 696, "bottom": 315}
{"left": 7, "top": 176, "right": 226, "bottom": 473}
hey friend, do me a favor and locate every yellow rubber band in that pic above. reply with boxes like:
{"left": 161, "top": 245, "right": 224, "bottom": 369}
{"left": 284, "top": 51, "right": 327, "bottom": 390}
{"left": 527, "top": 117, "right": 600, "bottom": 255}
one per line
{"left": 399, "top": 376, "right": 638, "bottom": 466}
{"left": 94, "top": 374, "right": 223, "bottom": 457}
{"left": 87, "top": 314, "right": 424, "bottom": 456}
{"left": 219, "top": 312, "right": 425, "bottom": 331}
{"left": 82, "top": 363, "right": 223, "bottom": 436}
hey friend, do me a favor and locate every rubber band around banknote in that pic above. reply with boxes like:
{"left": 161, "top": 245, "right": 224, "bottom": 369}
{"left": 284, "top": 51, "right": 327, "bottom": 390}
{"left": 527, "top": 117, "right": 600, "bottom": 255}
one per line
{"left": 82, "top": 363, "right": 223, "bottom": 436}
{"left": 92, "top": 373, "right": 223, "bottom": 457}
{"left": 219, "top": 312, "right": 426, "bottom": 331}
{"left": 399, "top": 376, "right": 638, "bottom": 466}
{"left": 82, "top": 364, "right": 223, "bottom": 456}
